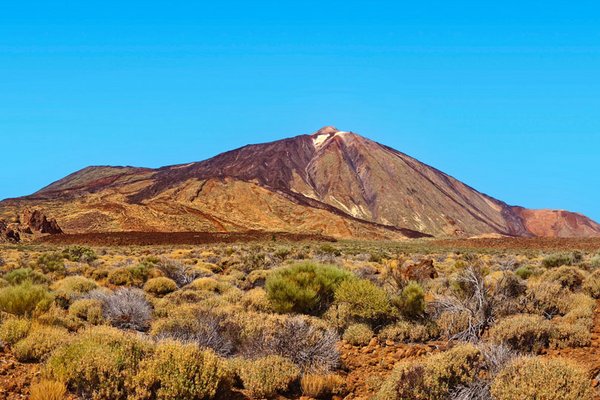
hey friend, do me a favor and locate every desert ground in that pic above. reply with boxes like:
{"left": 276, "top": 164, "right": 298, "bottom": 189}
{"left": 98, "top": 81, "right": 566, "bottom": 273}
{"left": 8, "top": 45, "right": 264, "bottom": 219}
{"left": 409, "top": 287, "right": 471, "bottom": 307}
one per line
{"left": 2, "top": 235, "right": 600, "bottom": 400}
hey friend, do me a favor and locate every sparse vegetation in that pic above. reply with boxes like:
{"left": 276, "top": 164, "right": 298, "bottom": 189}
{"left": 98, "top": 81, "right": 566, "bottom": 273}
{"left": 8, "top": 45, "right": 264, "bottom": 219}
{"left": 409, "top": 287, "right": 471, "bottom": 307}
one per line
{"left": 0, "top": 241, "right": 599, "bottom": 399}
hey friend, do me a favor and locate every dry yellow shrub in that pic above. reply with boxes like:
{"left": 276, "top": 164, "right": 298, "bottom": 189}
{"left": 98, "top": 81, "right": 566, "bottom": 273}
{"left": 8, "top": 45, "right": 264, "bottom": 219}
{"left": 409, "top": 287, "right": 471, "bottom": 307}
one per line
{"left": 491, "top": 357, "right": 593, "bottom": 400}
{"left": 29, "top": 380, "right": 67, "bottom": 400}
{"left": 301, "top": 373, "right": 345, "bottom": 398}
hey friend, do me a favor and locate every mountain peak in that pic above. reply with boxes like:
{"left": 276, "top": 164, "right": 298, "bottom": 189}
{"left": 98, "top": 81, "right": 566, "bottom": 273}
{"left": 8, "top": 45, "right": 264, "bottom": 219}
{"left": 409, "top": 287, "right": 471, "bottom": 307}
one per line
{"left": 313, "top": 126, "right": 340, "bottom": 136}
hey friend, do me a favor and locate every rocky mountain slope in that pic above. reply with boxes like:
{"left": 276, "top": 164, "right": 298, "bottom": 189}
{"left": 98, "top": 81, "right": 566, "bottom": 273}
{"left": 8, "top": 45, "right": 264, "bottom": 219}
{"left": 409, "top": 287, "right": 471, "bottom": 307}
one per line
{"left": 1, "top": 126, "right": 598, "bottom": 240}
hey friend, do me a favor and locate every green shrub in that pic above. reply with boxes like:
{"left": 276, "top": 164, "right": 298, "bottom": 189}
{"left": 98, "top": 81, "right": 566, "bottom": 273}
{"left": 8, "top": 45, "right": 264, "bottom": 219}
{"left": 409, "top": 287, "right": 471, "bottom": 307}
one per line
{"left": 237, "top": 355, "right": 300, "bottom": 399}
{"left": 589, "top": 255, "right": 600, "bottom": 269}
{"left": 127, "top": 264, "right": 153, "bottom": 286}
{"left": 542, "top": 252, "right": 582, "bottom": 269}
{"left": 69, "top": 298, "right": 104, "bottom": 325}
{"left": 51, "top": 276, "right": 98, "bottom": 307}
{"left": 376, "top": 344, "right": 482, "bottom": 400}
{"left": 343, "top": 323, "right": 373, "bottom": 346}
{"left": 36, "top": 252, "right": 65, "bottom": 274}
{"left": 266, "top": 262, "right": 351, "bottom": 315}
{"left": 397, "top": 281, "right": 425, "bottom": 319}
{"left": 491, "top": 357, "right": 593, "bottom": 400}
{"left": 317, "top": 244, "right": 341, "bottom": 257}
{"left": 515, "top": 265, "right": 534, "bottom": 280}
{"left": 13, "top": 325, "right": 70, "bottom": 362}
{"left": 0, "top": 317, "right": 31, "bottom": 345}
{"left": 107, "top": 268, "right": 135, "bottom": 286}
{"left": 62, "top": 246, "right": 97, "bottom": 263}
{"left": 44, "top": 326, "right": 153, "bottom": 400}
{"left": 0, "top": 282, "right": 53, "bottom": 316}
{"left": 541, "top": 266, "right": 585, "bottom": 291}
{"left": 143, "top": 277, "right": 177, "bottom": 297}
{"left": 132, "top": 340, "right": 228, "bottom": 400}
{"left": 3, "top": 268, "right": 49, "bottom": 285}
{"left": 489, "top": 314, "right": 554, "bottom": 353}
{"left": 334, "top": 278, "right": 392, "bottom": 323}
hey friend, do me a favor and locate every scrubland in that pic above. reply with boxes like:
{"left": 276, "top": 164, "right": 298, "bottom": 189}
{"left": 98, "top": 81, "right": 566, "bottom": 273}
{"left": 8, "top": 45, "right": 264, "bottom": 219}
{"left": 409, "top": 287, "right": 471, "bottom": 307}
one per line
{"left": 0, "top": 240, "right": 599, "bottom": 399}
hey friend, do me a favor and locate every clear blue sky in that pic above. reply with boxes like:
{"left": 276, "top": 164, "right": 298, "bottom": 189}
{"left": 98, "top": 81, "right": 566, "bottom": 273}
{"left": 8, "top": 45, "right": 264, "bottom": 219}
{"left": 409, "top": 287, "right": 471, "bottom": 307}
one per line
{"left": 1, "top": 1, "right": 599, "bottom": 221}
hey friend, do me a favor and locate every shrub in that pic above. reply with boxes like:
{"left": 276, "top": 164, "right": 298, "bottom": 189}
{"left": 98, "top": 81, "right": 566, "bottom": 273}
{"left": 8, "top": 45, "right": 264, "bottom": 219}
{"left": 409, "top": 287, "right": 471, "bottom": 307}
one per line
{"left": 562, "top": 293, "right": 596, "bottom": 328}
{"left": 52, "top": 275, "right": 98, "bottom": 307}
{"left": 187, "top": 277, "right": 230, "bottom": 293}
{"left": 240, "top": 288, "right": 272, "bottom": 312}
{"left": 317, "top": 244, "right": 341, "bottom": 257}
{"left": 44, "top": 326, "right": 153, "bottom": 400}
{"left": 515, "top": 265, "right": 534, "bottom": 280}
{"left": 589, "top": 255, "right": 600, "bottom": 269}
{"left": 143, "top": 277, "right": 177, "bottom": 297}
{"left": 266, "top": 262, "right": 351, "bottom": 315}
{"left": 0, "top": 282, "right": 53, "bottom": 316}
{"left": 378, "top": 321, "right": 438, "bottom": 343}
{"left": 301, "top": 373, "right": 346, "bottom": 398}
{"left": 0, "top": 317, "right": 31, "bottom": 345}
{"left": 334, "top": 278, "right": 392, "bottom": 323}
{"left": 94, "top": 288, "right": 152, "bottom": 331}
{"left": 552, "top": 321, "right": 591, "bottom": 348}
{"left": 237, "top": 355, "right": 299, "bottom": 399}
{"left": 263, "top": 316, "right": 340, "bottom": 373}
{"left": 489, "top": 314, "right": 554, "bottom": 353}
{"left": 36, "top": 252, "right": 65, "bottom": 274}
{"left": 13, "top": 325, "right": 70, "bottom": 362}
{"left": 491, "top": 357, "right": 593, "bottom": 400}
{"left": 157, "top": 258, "right": 207, "bottom": 287}
{"left": 376, "top": 344, "right": 482, "bottom": 400}
{"left": 525, "top": 281, "right": 569, "bottom": 317}
{"left": 69, "top": 298, "right": 104, "bottom": 324}
{"left": 583, "top": 269, "right": 600, "bottom": 298}
{"left": 3, "top": 268, "right": 49, "bottom": 285}
{"left": 542, "top": 252, "right": 582, "bottom": 269}
{"left": 541, "top": 266, "right": 585, "bottom": 291}
{"left": 343, "top": 323, "right": 373, "bottom": 346}
{"left": 127, "top": 264, "right": 153, "bottom": 286}
{"left": 151, "top": 306, "right": 237, "bottom": 357}
{"left": 62, "top": 246, "right": 97, "bottom": 263}
{"left": 132, "top": 340, "right": 228, "bottom": 400}
{"left": 107, "top": 268, "right": 135, "bottom": 286}
{"left": 29, "top": 380, "right": 67, "bottom": 400}
{"left": 397, "top": 281, "right": 425, "bottom": 319}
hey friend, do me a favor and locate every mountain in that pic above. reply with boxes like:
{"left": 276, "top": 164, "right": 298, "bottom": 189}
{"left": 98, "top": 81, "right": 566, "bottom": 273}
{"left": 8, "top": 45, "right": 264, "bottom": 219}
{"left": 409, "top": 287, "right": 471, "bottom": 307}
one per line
{"left": 1, "top": 126, "right": 599, "bottom": 240}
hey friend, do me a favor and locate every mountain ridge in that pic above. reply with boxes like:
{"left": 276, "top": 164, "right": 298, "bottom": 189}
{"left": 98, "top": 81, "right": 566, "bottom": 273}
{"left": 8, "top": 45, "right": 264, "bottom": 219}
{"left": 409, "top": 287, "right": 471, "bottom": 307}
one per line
{"left": 1, "top": 126, "right": 598, "bottom": 240}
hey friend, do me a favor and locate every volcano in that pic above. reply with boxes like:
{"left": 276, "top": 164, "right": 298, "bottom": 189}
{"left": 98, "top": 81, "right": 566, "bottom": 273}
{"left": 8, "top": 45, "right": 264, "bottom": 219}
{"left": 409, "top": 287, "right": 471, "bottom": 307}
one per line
{"left": 1, "top": 126, "right": 598, "bottom": 240}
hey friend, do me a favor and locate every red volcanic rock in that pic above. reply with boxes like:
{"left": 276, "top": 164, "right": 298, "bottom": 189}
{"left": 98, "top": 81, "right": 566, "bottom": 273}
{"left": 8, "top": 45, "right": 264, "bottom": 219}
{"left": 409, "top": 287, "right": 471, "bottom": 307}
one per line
{"left": 0, "top": 220, "right": 20, "bottom": 242}
{"left": 19, "top": 209, "right": 63, "bottom": 235}
{"left": 513, "top": 207, "right": 600, "bottom": 238}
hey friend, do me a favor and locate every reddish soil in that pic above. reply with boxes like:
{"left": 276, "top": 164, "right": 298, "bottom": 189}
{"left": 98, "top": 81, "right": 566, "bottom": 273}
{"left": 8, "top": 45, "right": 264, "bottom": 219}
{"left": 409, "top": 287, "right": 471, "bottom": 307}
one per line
{"left": 433, "top": 237, "right": 600, "bottom": 252}
{"left": 338, "top": 338, "right": 446, "bottom": 399}
{"left": 35, "top": 231, "right": 337, "bottom": 246}
{"left": 0, "top": 347, "right": 37, "bottom": 399}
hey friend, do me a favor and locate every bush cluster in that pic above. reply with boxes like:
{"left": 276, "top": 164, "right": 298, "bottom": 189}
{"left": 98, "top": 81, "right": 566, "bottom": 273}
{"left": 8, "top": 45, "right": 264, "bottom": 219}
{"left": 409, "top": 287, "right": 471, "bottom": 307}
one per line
{"left": 266, "top": 262, "right": 351, "bottom": 315}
